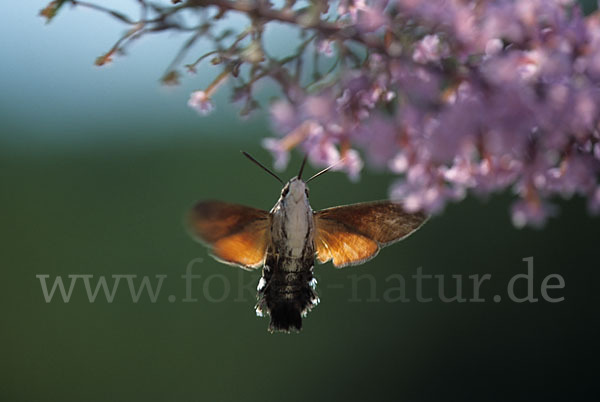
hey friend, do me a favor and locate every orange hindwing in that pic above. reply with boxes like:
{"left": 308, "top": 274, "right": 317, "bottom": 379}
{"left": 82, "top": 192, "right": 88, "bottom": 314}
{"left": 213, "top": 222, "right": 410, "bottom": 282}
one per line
{"left": 188, "top": 201, "right": 270, "bottom": 269}
{"left": 314, "top": 201, "right": 428, "bottom": 268}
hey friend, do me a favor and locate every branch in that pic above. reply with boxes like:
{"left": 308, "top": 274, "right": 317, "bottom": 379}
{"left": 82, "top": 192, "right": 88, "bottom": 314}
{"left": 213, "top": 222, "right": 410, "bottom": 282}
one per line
{"left": 186, "top": 0, "right": 385, "bottom": 52}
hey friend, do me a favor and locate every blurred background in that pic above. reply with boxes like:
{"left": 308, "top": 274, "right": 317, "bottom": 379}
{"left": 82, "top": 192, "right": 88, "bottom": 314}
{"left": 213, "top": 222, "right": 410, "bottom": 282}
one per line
{"left": 1, "top": 1, "right": 598, "bottom": 401}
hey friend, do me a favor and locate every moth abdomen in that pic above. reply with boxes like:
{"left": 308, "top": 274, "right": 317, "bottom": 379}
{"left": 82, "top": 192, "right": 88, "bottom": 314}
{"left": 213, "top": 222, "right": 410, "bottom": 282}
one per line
{"left": 269, "top": 302, "right": 303, "bottom": 332}
{"left": 256, "top": 263, "right": 319, "bottom": 333}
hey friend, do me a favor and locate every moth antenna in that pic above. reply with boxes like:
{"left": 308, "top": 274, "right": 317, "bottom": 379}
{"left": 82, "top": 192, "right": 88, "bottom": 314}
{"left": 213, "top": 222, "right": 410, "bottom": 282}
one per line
{"left": 241, "top": 151, "right": 284, "bottom": 184}
{"left": 297, "top": 153, "right": 308, "bottom": 180}
{"left": 305, "top": 157, "right": 346, "bottom": 183}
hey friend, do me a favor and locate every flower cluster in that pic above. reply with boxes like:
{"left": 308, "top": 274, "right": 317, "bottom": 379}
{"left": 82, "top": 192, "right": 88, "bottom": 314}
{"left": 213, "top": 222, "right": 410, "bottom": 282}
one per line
{"left": 41, "top": 0, "right": 600, "bottom": 227}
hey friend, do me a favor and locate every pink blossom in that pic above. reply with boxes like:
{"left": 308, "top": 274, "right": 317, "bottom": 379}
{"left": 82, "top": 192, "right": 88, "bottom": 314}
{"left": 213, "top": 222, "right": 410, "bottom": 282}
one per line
{"left": 48, "top": 0, "right": 600, "bottom": 228}
{"left": 187, "top": 91, "right": 214, "bottom": 116}
{"left": 511, "top": 199, "right": 556, "bottom": 229}
{"left": 262, "top": 138, "right": 290, "bottom": 171}
{"left": 588, "top": 187, "right": 600, "bottom": 214}
{"left": 317, "top": 39, "right": 335, "bottom": 57}
{"left": 412, "top": 35, "right": 445, "bottom": 63}
{"left": 339, "top": 149, "right": 364, "bottom": 181}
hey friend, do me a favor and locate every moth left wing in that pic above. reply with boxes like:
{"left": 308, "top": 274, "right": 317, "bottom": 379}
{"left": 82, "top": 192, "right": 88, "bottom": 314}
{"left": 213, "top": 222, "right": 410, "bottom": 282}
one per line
{"left": 314, "top": 201, "right": 427, "bottom": 268}
{"left": 188, "top": 201, "right": 270, "bottom": 270}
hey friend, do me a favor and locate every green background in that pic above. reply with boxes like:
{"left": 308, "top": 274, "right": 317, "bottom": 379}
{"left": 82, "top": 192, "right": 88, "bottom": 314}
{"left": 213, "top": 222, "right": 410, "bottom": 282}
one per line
{"left": 1, "top": 1, "right": 598, "bottom": 401}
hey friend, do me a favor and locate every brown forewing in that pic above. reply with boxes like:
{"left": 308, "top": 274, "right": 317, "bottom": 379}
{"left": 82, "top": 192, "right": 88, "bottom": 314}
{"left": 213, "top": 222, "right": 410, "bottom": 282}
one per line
{"left": 314, "top": 201, "right": 427, "bottom": 268}
{"left": 188, "top": 201, "right": 270, "bottom": 269}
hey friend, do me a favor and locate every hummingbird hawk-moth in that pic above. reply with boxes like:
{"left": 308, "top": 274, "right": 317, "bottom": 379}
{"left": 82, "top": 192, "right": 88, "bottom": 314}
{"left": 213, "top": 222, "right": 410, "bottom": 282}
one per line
{"left": 188, "top": 152, "right": 427, "bottom": 333}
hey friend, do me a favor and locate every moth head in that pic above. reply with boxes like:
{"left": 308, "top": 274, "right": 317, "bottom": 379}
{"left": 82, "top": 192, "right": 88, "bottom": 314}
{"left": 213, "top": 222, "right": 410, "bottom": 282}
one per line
{"left": 280, "top": 178, "right": 309, "bottom": 204}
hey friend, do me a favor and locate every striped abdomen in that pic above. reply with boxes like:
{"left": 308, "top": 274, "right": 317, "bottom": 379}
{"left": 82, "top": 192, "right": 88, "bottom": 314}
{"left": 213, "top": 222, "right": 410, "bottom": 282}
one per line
{"left": 255, "top": 246, "right": 319, "bottom": 332}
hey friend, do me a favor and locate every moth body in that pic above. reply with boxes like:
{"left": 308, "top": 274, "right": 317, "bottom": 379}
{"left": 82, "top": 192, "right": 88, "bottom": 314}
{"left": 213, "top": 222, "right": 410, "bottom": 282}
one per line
{"left": 256, "top": 178, "right": 318, "bottom": 332}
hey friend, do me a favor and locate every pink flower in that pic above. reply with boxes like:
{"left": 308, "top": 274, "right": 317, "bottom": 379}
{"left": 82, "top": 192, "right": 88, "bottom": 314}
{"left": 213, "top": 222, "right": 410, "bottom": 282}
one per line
{"left": 262, "top": 138, "right": 290, "bottom": 171}
{"left": 588, "top": 187, "right": 600, "bottom": 214}
{"left": 317, "top": 40, "right": 335, "bottom": 57}
{"left": 352, "top": 115, "right": 398, "bottom": 168}
{"left": 264, "top": 121, "right": 318, "bottom": 170}
{"left": 340, "top": 149, "right": 364, "bottom": 182}
{"left": 187, "top": 91, "right": 214, "bottom": 116}
{"left": 412, "top": 35, "right": 444, "bottom": 63}
{"left": 390, "top": 179, "right": 463, "bottom": 214}
{"left": 270, "top": 100, "right": 299, "bottom": 134}
{"left": 307, "top": 138, "right": 340, "bottom": 168}
{"left": 511, "top": 199, "right": 556, "bottom": 229}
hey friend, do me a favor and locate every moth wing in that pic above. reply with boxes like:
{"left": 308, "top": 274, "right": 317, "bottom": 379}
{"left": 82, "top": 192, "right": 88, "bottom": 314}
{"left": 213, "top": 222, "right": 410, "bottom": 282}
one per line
{"left": 314, "top": 201, "right": 428, "bottom": 268}
{"left": 313, "top": 219, "right": 379, "bottom": 268}
{"left": 188, "top": 201, "right": 270, "bottom": 270}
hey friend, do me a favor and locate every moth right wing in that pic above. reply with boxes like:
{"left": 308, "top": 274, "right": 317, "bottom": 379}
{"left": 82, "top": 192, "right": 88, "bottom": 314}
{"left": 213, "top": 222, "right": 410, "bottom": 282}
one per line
{"left": 188, "top": 201, "right": 271, "bottom": 270}
{"left": 313, "top": 218, "right": 380, "bottom": 268}
{"left": 314, "top": 201, "right": 428, "bottom": 268}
